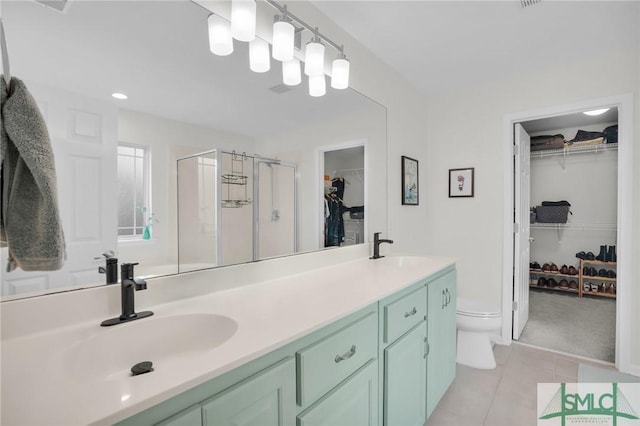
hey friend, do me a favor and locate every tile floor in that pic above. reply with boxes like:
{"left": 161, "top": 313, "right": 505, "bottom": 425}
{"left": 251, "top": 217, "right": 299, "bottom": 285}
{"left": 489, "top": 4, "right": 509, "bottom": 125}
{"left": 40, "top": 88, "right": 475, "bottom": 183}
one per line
{"left": 425, "top": 342, "right": 615, "bottom": 426}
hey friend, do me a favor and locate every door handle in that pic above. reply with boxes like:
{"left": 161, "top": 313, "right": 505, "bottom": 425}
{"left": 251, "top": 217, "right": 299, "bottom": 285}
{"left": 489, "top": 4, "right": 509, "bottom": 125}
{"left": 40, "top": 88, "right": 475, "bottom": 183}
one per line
{"left": 441, "top": 289, "right": 446, "bottom": 309}
{"left": 445, "top": 288, "right": 451, "bottom": 306}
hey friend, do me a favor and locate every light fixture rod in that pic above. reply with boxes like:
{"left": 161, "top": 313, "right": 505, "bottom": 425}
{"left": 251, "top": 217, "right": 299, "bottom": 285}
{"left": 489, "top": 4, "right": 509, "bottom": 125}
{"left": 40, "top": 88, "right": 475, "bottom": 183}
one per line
{"left": 264, "top": 0, "right": 343, "bottom": 53}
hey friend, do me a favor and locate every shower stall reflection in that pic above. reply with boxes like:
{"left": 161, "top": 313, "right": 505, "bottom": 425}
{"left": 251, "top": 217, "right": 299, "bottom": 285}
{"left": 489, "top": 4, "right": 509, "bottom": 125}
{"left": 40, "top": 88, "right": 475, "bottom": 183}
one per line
{"left": 177, "top": 150, "right": 297, "bottom": 273}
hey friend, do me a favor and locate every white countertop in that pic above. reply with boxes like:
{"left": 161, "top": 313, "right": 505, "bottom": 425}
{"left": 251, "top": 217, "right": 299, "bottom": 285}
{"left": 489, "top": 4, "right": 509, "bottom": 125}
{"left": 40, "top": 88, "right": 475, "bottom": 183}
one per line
{"left": 1, "top": 254, "right": 455, "bottom": 425}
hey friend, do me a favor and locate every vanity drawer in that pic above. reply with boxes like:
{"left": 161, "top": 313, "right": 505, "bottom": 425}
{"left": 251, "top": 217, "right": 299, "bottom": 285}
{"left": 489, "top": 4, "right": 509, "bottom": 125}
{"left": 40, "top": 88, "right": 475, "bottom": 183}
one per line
{"left": 296, "top": 312, "right": 377, "bottom": 406}
{"left": 383, "top": 286, "right": 427, "bottom": 344}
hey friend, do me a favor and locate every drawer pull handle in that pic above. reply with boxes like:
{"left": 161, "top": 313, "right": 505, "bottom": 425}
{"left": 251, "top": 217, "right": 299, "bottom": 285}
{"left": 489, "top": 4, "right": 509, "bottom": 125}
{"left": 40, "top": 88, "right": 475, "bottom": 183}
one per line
{"left": 334, "top": 345, "right": 357, "bottom": 363}
{"left": 404, "top": 307, "right": 417, "bottom": 318}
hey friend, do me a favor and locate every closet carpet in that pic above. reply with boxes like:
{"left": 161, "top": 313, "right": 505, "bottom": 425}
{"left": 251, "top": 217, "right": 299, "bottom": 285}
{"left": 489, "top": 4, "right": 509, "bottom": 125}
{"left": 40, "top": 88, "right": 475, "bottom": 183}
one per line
{"left": 518, "top": 289, "right": 615, "bottom": 362}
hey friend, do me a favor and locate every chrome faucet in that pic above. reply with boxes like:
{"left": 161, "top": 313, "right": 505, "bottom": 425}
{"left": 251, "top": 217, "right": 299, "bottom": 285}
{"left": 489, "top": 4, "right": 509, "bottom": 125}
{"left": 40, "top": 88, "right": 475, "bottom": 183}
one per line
{"left": 370, "top": 232, "right": 394, "bottom": 259}
{"left": 101, "top": 262, "right": 154, "bottom": 326}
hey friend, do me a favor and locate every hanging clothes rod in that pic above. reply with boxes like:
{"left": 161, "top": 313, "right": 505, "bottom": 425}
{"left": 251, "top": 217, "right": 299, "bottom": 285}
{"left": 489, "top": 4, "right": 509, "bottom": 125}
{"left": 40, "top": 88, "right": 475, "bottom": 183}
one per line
{"left": 0, "top": 17, "right": 10, "bottom": 92}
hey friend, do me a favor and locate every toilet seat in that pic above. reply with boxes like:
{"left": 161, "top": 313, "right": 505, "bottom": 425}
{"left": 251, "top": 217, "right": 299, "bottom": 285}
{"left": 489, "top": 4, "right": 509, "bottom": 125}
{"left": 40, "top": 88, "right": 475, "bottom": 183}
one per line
{"left": 456, "top": 298, "right": 500, "bottom": 318}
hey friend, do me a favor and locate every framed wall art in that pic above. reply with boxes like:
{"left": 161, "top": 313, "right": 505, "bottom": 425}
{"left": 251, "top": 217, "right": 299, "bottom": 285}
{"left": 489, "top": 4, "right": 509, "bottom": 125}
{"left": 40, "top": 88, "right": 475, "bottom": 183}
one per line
{"left": 401, "top": 156, "right": 419, "bottom": 205}
{"left": 449, "top": 167, "right": 474, "bottom": 198}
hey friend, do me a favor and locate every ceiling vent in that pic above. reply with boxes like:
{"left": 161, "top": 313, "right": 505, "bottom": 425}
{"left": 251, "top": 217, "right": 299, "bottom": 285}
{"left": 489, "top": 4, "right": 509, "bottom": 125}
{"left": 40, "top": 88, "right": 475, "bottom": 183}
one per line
{"left": 521, "top": 0, "right": 541, "bottom": 8}
{"left": 35, "top": 0, "right": 71, "bottom": 14}
{"left": 268, "top": 84, "right": 292, "bottom": 95}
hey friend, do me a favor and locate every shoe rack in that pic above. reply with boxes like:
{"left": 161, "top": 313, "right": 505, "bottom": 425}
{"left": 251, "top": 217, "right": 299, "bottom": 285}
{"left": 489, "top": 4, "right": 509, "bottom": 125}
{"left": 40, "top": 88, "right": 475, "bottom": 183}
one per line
{"left": 529, "top": 261, "right": 616, "bottom": 299}
{"left": 579, "top": 259, "right": 617, "bottom": 299}
{"left": 529, "top": 268, "right": 579, "bottom": 295}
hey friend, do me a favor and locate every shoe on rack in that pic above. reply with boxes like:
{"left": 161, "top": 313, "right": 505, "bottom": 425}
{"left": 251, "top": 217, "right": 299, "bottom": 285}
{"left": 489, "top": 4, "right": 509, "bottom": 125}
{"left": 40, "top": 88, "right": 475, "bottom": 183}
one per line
{"left": 532, "top": 261, "right": 541, "bottom": 270}
{"left": 596, "top": 245, "right": 608, "bottom": 262}
{"left": 589, "top": 267, "right": 598, "bottom": 277}
{"left": 550, "top": 263, "right": 559, "bottom": 273}
{"left": 598, "top": 268, "right": 608, "bottom": 277}
{"left": 559, "top": 279, "right": 569, "bottom": 288}
{"left": 542, "top": 263, "right": 551, "bottom": 272}
{"left": 607, "top": 245, "right": 617, "bottom": 263}
{"left": 560, "top": 265, "right": 569, "bottom": 274}
{"left": 576, "top": 251, "right": 586, "bottom": 259}
{"left": 537, "top": 277, "right": 548, "bottom": 287}
{"left": 568, "top": 266, "right": 578, "bottom": 275}
{"left": 568, "top": 280, "right": 578, "bottom": 290}
{"left": 583, "top": 283, "right": 592, "bottom": 292}
{"left": 548, "top": 278, "right": 558, "bottom": 288}
{"left": 586, "top": 252, "right": 596, "bottom": 260}
{"left": 607, "top": 270, "right": 616, "bottom": 279}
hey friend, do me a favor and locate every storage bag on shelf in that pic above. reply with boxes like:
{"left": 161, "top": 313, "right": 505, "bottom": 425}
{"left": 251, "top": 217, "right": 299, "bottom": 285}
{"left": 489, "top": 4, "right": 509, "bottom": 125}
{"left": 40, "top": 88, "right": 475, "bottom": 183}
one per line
{"left": 535, "top": 201, "right": 572, "bottom": 223}
{"left": 568, "top": 130, "right": 605, "bottom": 147}
{"left": 530, "top": 134, "right": 565, "bottom": 152}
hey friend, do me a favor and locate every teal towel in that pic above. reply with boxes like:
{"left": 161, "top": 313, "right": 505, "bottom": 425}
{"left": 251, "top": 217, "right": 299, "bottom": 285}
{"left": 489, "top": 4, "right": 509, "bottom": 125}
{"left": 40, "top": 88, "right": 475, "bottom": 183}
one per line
{"left": 1, "top": 76, "right": 66, "bottom": 271}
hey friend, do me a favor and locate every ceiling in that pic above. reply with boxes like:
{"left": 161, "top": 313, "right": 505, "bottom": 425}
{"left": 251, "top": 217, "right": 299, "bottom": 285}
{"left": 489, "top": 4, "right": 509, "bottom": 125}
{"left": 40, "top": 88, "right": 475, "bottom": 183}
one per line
{"left": 313, "top": 1, "right": 640, "bottom": 97}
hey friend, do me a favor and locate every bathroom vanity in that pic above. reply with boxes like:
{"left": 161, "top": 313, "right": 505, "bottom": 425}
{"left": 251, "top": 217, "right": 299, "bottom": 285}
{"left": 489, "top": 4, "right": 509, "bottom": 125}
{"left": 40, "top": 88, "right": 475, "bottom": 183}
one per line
{"left": 0, "top": 251, "right": 455, "bottom": 425}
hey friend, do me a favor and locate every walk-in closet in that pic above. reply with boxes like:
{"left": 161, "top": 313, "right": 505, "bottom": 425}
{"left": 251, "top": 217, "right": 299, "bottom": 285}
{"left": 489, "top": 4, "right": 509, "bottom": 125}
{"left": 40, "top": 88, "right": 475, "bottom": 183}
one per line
{"left": 519, "top": 108, "right": 618, "bottom": 363}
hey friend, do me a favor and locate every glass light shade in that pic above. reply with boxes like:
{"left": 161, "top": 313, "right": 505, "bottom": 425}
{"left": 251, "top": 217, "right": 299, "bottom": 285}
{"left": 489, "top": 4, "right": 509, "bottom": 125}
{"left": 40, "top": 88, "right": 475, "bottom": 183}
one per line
{"left": 208, "top": 14, "right": 233, "bottom": 56}
{"left": 304, "top": 40, "right": 325, "bottom": 76}
{"left": 282, "top": 58, "right": 301, "bottom": 86}
{"left": 309, "top": 74, "right": 326, "bottom": 97}
{"left": 231, "top": 0, "right": 256, "bottom": 42}
{"left": 272, "top": 20, "right": 294, "bottom": 62}
{"left": 249, "top": 38, "right": 270, "bottom": 73}
{"left": 331, "top": 57, "right": 350, "bottom": 89}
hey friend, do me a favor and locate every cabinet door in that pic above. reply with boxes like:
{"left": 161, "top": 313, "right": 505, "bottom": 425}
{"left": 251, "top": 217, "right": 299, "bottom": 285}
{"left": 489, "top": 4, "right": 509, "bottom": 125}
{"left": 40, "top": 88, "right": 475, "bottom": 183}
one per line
{"left": 202, "top": 358, "right": 295, "bottom": 426}
{"left": 297, "top": 360, "right": 378, "bottom": 426}
{"left": 156, "top": 405, "right": 202, "bottom": 426}
{"left": 426, "top": 270, "right": 457, "bottom": 418}
{"left": 383, "top": 321, "right": 427, "bottom": 426}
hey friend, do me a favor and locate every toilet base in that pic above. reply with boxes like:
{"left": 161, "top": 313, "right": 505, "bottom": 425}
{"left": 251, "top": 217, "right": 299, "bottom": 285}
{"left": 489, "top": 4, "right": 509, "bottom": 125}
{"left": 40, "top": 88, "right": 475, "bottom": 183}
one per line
{"left": 456, "top": 329, "right": 496, "bottom": 369}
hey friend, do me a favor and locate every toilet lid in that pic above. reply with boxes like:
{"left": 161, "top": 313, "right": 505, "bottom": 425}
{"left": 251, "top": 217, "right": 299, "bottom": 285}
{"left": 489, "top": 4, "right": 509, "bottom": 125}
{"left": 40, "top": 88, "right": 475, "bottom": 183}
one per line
{"left": 457, "top": 297, "right": 501, "bottom": 317}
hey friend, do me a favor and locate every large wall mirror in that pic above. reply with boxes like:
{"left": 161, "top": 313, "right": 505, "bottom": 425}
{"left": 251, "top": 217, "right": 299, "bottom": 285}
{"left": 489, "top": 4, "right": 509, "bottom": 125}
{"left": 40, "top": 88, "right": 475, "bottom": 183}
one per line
{"left": 0, "top": 0, "right": 387, "bottom": 300}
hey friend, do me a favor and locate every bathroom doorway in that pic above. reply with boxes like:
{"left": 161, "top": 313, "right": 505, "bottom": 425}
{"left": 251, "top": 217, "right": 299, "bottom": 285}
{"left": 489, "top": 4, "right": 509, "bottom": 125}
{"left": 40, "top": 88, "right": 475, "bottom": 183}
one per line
{"left": 503, "top": 95, "right": 634, "bottom": 372}
{"left": 318, "top": 141, "right": 367, "bottom": 248}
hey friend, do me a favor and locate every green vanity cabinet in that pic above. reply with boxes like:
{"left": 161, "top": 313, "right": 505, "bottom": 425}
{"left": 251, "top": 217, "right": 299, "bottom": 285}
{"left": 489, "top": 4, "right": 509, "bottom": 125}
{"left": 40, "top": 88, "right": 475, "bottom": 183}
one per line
{"left": 383, "top": 322, "right": 427, "bottom": 426}
{"left": 202, "top": 357, "right": 296, "bottom": 426}
{"left": 426, "top": 269, "right": 457, "bottom": 418}
{"left": 118, "top": 266, "right": 457, "bottom": 426}
{"left": 297, "top": 360, "right": 378, "bottom": 426}
{"left": 155, "top": 405, "right": 202, "bottom": 426}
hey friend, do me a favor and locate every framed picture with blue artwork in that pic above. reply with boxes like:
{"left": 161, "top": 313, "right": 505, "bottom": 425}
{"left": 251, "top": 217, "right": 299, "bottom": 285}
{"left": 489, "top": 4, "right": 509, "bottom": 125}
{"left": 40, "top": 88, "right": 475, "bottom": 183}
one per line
{"left": 401, "top": 155, "right": 418, "bottom": 205}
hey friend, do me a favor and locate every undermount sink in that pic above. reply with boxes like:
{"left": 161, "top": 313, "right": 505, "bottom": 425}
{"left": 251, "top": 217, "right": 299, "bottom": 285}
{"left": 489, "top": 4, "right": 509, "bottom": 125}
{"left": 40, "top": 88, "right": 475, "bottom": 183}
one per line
{"left": 64, "top": 313, "right": 238, "bottom": 382}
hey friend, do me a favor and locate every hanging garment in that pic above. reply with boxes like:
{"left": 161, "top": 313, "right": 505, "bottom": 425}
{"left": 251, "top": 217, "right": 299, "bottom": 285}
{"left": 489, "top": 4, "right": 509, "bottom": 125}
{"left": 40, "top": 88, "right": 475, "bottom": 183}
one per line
{"left": 1, "top": 76, "right": 66, "bottom": 271}
{"left": 325, "top": 197, "right": 348, "bottom": 247}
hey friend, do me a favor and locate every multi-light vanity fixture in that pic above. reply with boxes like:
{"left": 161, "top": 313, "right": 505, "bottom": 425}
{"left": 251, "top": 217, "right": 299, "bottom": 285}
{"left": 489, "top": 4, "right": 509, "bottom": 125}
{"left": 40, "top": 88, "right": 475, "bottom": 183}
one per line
{"left": 207, "top": 0, "right": 350, "bottom": 97}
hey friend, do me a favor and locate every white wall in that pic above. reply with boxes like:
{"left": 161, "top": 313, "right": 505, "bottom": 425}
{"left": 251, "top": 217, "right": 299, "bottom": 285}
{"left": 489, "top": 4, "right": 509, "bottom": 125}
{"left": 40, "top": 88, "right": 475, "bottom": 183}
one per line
{"left": 425, "top": 44, "right": 639, "bottom": 368}
{"left": 117, "top": 110, "right": 254, "bottom": 275}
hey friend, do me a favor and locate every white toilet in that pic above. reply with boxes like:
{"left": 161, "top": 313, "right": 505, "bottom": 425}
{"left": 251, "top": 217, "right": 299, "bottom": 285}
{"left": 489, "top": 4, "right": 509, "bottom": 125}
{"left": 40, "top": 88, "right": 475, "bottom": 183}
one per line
{"left": 456, "top": 297, "right": 502, "bottom": 369}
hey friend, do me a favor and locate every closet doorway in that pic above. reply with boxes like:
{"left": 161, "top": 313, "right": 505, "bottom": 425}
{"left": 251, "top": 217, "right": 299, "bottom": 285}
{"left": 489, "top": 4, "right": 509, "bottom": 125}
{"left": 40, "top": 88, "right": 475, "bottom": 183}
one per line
{"left": 503, "top": 95, "right": 634, "bottom": 373}
{"left": 318, "top": 141, "right": 367, "bottom": 248}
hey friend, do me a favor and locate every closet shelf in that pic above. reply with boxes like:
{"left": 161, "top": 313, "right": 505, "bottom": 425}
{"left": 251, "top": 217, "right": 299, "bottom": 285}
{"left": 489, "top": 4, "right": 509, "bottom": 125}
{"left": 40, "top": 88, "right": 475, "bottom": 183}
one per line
{"left": 531, "top": 142, "right": 618, "bottom": 159}
{"left": 531, "top": 223, "right": 616, "bottom": 231}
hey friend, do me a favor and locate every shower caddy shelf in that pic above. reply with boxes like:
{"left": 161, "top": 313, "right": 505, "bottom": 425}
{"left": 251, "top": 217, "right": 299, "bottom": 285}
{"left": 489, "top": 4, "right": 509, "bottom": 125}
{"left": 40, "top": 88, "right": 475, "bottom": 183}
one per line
{"left": 222, "top": 151, "right": 252, "bottom": 208}
{"left": 529, "top": 259, "right": 616, "bottom": 299}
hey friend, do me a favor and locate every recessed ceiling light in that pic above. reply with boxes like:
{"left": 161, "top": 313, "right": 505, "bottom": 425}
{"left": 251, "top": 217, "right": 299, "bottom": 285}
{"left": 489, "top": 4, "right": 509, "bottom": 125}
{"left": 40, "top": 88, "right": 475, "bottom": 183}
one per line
{"left": 583, "top": 108, "right": 610, "bottom": 116}
{"left": 112, "top": 92, "right": 128, "bottom": 100}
